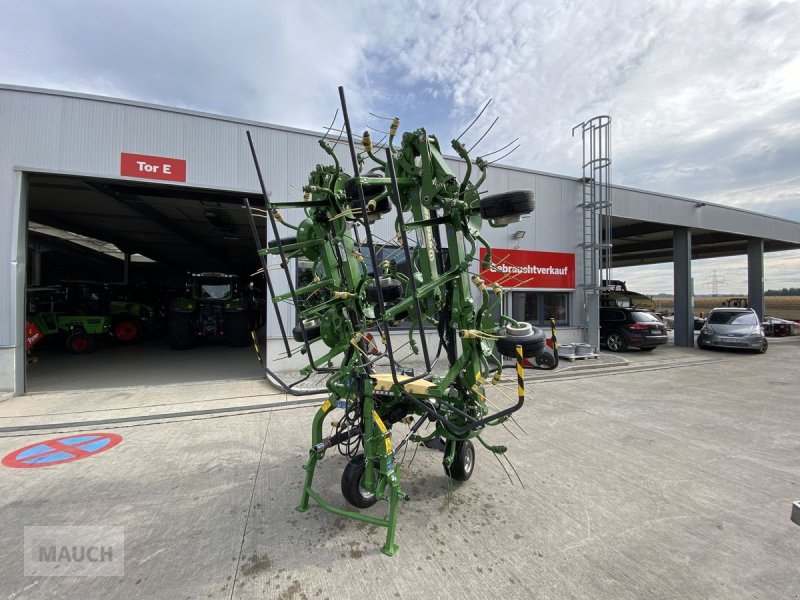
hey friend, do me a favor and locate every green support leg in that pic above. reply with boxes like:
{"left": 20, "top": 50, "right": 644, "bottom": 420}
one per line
{"left": 381, "top": 472, "right": 401, "bottom": 556}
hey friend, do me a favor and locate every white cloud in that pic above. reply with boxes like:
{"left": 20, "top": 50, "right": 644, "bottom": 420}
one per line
{"left": 1, "top": 0, "right": 798, "bottom": 292}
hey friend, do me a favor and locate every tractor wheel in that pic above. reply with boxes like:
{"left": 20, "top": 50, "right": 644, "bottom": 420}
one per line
{"left": 292, "top": 319, "right": 322, "bottom": 343}
{"left": 168, "top": 313, "right": 198, "bottom": 350}
{"left": 495, "top": 324, "right": 547, "bottom": 358}
{"left": 444, "top": 440, "right": 475, "bottom": 482}
{"left": 226, "top": 312, "right": 252, "bottom": 347}
{"left": 267, "top": 236, "right": 297, "bottom": 249}
{"left": 66, "top": 332, "right": 95, "bottom": 354}
{"left": 479, "top": 190, "right": 535, "bottom": 222}
{"left": 366, "top": 278, "right": 403, "bottom": 303}
{"left": 341, "top": 454, "right": 379, "bottom": 509}
{"left": 112, "top": 317, "right": 142, "bottom": 344}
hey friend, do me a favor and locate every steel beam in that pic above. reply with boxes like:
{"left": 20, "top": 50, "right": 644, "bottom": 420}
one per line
{"left": 673, "top": 228, "right": 693, "bottom": 347}
{"left": 747, "top": 238, "right": 765, "bottom": 320}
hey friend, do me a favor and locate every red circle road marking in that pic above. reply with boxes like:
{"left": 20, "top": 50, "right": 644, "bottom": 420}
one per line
{"left": 2, "top": 433, "right": 123, "bottom": 468}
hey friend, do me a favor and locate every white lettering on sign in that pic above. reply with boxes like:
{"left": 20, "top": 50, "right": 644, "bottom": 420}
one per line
{"left": 489, "top": 263, "right": 570, "bottom": 276}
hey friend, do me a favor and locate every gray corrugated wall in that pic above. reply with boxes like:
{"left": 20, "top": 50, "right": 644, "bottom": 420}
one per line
{"left": 0, "top": 87, "right": 585, "bottom": 353}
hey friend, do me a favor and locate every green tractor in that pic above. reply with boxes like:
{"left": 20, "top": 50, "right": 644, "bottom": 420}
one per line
{"left": 27, "top": 288, "right": 111, "bottom": 354}
{"left": 168, "top": 273, "right": 252, "bottom": 350}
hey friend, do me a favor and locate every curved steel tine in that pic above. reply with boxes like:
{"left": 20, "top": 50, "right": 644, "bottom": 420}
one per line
{"left": 487, "top": 144, "right": 521, "bottom": 165}
{"left": 455, "top": 98, "right": 492, "bottom": 142}
{"left": 468, "top": 116, "right": 499, "bottom": 153}
{"left": 481, "top": 137, "right": 520, "bottom": 158}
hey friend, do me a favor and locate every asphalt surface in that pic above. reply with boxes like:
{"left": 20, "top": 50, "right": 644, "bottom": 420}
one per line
{"left": 1, "top": 338, "right": 799, "bottom": 599}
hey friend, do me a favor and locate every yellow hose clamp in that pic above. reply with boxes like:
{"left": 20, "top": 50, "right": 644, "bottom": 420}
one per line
{"left": 491, "top": 371, "right": 502, "bottom": 385}
{"left": 367, "top": 199, "right": 377, "bottom": 211}
{"left": 334, "top": 291, "right": 353, "bottom": 300}
{"left": 390, "top": 117, "right": 399, "bottom": 136}
{"left": 491, "top": 282, "right": 503, "bottom": 294}
{"left": 362, "top": 131, "right": 372, "bottom": 153}
{"left": 303, "top": 191, "right": 310, "bottom": 201}
{"left": 352, "top": 251, "right": 364, "bottom": 263}
{"left": 273, "top": 209, "right": 284, "bottom": 224}
{"left": 471, "top": 275, "right": 486, "bottom": 291}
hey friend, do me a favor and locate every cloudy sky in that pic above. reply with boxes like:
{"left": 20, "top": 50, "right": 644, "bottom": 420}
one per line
{"left": 1, "top": 0, "right": 799, "bottom": 294}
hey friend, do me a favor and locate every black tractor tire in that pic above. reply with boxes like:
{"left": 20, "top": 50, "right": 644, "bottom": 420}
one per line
{"left": 444, "top": 440, "right": 475, "bottom": 482}
{"left": 349, "top": 195, "right": 391, "bottom": 215}
{"left": 168, "top": 313, "right": 198, "bottom": 350}
{"left": 496, "top": 327, "right": 547, "bottom": 358}
{"left": 366, "top": 279, "right": 403, "bottom": 303}
{"left": 267, "top": 236, "right": 298, "bottom": 249}
{"left": 66, "top": 332, "right": 95, "bottom": 354}
{"left": 605, "top": 331, "right": 628, "bottom": 352}
{"left": 341, "top": 454, "right": 379, "bottom": 509}
{"left": 292, "top": 320, "right": 322, "bottom": 343}
{"left": 226, "top": 312, "right": 252, "bottom": 347}
{"left": 112, "top": 317, "right": 143, "bottom": 344}
{"left": 344, "top": 177, "right": 386, "bottom": 201}
{"left": 479, "top": 190, "right": 535, "bottom": 220}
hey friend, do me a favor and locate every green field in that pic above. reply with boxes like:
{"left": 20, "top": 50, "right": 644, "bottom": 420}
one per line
{"left": 652, "top": 296, "right": 800, "bottom": 320}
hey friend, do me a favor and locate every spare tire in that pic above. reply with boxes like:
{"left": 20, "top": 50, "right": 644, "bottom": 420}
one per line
{"left": 267, "top": 236, "right": 298, "bottom": 249}
{"left": 366, "top": 278, "right": 403, "bottom": 303}
{"left": 292, "top": 319, "right": 322, "bottom": 343}
{"left": 480, "top": 190, "right": 535, "bottom": 220}
{"left": 344, "top": 177, "right": 386, "bottom": 200}
{"left": 495, "top": 325, "right": 546, "bottom": 358}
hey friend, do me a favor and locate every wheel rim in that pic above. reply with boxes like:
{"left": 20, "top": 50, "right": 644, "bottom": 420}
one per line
{"left": 114, "top": 322, "right": 138, "bottom": 341}
{"left": 607, "top": 334, "right": 622, "bottom": 351}
{"left": 72, "top": 337, "right": 89, "bottom": 352}
{"left": 463, "top": 446, "right": 474, "bottom": 475}
{"left": 358, "top": 469, "right": 376, "bottom": 502}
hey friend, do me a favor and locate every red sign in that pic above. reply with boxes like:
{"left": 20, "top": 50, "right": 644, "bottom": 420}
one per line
{"left": 479, "top": 248, "right": 575, "bottom": 289}
{"left": 2, "top": 433, "right": 122, "bottom": 468}
{"left": 120, "top": 152, "right": 186, "bottom": 182}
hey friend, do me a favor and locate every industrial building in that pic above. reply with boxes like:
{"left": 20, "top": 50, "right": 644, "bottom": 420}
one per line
{"left": 2, "top": 84, "right": 799, "bottom": 397}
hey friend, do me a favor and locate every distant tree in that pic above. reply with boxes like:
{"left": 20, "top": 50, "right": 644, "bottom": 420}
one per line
{"left": 765, "top": 288, "right": 800, "bottom": 296}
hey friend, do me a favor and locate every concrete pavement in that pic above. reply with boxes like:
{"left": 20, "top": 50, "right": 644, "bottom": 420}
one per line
{"left": 1, "top": 338, "right": 799, "bottom": 599}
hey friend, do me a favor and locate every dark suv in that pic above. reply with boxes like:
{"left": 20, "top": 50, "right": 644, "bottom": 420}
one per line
{"left": 600, "top": 307, "right": 668, "bottom": 352}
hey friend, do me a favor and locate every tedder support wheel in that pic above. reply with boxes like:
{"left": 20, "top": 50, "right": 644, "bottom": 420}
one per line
{"left": 292, "top": 319, "right": 322, "bottom": 343}
{"left": 66, "top": 332, "right": 95, "bottom": 354}
{"left": 341, "top": 454, "right": 378, "bottom": 509}
{"left": 495, "top": 323, "right": 546, "bottom": 358}
{"left": 366, "top": 278, "right": 403, "bottom": 303}
{"left": 226, "top": 312, "right": 252, "bottom": 347}
{"left": 168, "top": 313, "right": 198, "bottom": 350}
{"left": 113, "top": 318, "right": 142, "bottom": 344}
{"left": 479, "top": 190, "right": 535, "bottom": 221}
{"left": 344, "top": 177, "right": 386, "bottom": 201}
{"left": 267, "top": 236, "right": 298, "bottom": 249}
{"left": 444, "top": 440, "right": 475, "bottom": 482}
{"left": 605, "top": 332, "right": 627, "bottom": 352}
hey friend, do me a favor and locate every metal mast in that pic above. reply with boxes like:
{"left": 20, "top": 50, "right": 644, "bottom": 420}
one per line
{"left": 572, "top": 116, "right": 612, "bottom": 349}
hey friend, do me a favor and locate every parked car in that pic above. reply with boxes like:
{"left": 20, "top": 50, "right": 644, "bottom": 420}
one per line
{"left": 762, "top": 316, "right": 799, "bottom": 337}
{"left": 697, "top": 308, "right": 767, "bottom": 353}
{"left": 599, "top": 307, "right": 668, "bottom": 352}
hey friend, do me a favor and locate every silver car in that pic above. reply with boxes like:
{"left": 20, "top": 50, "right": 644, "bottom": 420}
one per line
{"left": 697, "top": 308, "right": 768, "bottom": 353}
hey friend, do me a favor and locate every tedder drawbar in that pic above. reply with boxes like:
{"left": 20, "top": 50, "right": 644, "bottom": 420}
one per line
{"left": 242, "top": 87, "right": 547, "bottom": 555}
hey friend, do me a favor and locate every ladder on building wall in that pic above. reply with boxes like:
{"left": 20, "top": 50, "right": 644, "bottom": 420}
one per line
{"left": 572, "top": 116, "right": 612, "bottom": 348}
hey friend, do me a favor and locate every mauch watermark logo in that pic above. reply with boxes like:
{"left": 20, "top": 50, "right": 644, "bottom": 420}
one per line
{"left": 24, "top": 526, "right": 124, "bottom": 577}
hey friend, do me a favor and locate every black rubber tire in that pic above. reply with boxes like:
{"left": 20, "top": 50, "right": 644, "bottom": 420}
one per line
{"left": 496, "top": 327, "right": 547, "bottom": 358}
{"left": 444, "top": 440, "right": 475, "bottom": 482}
{"left": 168, "top": 312, "right": 198, "bottom": 350}
{"left": 640, "top": 346, "right": 656, "bottom": 352}
{"left": 267, "top": 236, "right": 297, "bottom": 249}
{"left": 605, "top": 332, "right": 627, "bottom": 352}
{"left": 226, "top": 312, "right": 251, "bottom": 347}
{"left": 292, "top": 320, "right": 322, "bottom": 343}
{"left": 341, "top": 455, "right": 378, "bottom": 509}
{"left": 366, "top": 279, "right": 403, "bottom": 303}
{"left": 349, "top": 195, "right": 391, "bottom": 215}
{"left": 534, "top": 353, "right": 558, "bottom": 369}
{"left": 112, "top": 317, "right": 142, "bottom": 344}
{"left": 480, "top": 190, "right": 535, "bottom": 220}
{"left": 757, "top": 339, "right": 768, "bottom": 354}
{"left": 344, "top": 177, "right": 386, "bottom": 200}
{"left": 66, "top": 332, "right": 95, "bottom": 354}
